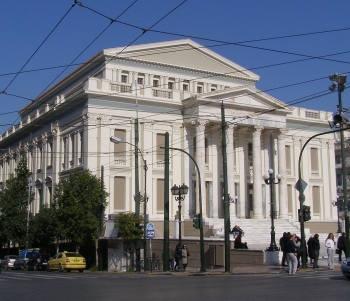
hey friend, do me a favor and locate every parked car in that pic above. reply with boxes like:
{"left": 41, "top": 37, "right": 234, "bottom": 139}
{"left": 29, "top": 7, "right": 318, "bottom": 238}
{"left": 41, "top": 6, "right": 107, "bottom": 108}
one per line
{"left": 1, "top": 255, "right": 17, "bottom": 270}
{"left": 47, "top": 252, "right": 86, "bottom": 272}
{"left": 13, "top": 249, "right": 40, "bottom": 270}
{"left": 27, "top": 253, "right": 50, "bottom": 271}
{"left": 341, "top": 257, "right": 350, "bottom": 279}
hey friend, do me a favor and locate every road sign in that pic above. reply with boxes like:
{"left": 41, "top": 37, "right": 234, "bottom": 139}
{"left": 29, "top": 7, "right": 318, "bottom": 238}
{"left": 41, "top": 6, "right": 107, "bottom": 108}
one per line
{"left": 146, "top": 223, "right": 154, "bottom": 230}
{"left": 146, "top": 229, "right": 155, "bottom": 239}
{"left": 295, "top": 178, "right": 308, "bottom": 192}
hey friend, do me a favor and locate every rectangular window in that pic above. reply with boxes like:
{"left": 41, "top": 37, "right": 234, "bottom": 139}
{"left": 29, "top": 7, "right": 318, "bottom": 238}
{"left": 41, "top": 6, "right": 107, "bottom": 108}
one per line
{"left": 168, "top": 82, "right": 173, "bottom": 90}
{"left": 70, "top": 134, "right": 75, "bottom": 166}
{"left": 114, "top": 129, "right": 126, "bottom": 158}
{"left": 48, "top": 186, "right": 52, "bottom": 204}
{"left": 79, "top": 131, "right": 83, "bottom": 165}
{"left": 63, "top": 138, "right": 67, "bottom": 170}
{"left": 197, "top": 86, "right": 203, "bottom": 93}
{"left": 38, "top": 146, "right": 43, "bottom": 170}
{"left": 183, "top": 84, "right": 188, "bottom": 91}
{"left": 248, "top": 143, "right": 253, "bottom": 167}
{"left": 153, "top": 80, "right": 159, "bottom": 87}
{"left": 205, "top": 138, "right": 209, "bottom": 164}
{"left": 310, "top": 148, "right": 318, "bottom": 176}
{"left": 121, "top": 75, "right": 127, "bottom": 83}
{"left": 337, "top": 174, "right": 343, "bottom": 186}
{"left": 114, "top": 176, "right": 126, "bottom": 210}
{"left": 137, "top": 77, "right": 143, "bottom": 85}
{"left": 285, "top": 145, "right": 291, "bottom": 175}
{"left": 335, "top": 154, "right": 341, "bottom": 164}
{"left": 312, "top": 186, "right": 320, "bottom": 214}
{"left": 156, "top": 133, "right": 165, "bottom": 161}
{"left": 287, "top": 185, "right": 293, "bottom": 214}
{"left": 48, "top": 142, "right": 53, "bottom": 167}
{"left": 157, "top": 179, "right": 164, "bottom": 212}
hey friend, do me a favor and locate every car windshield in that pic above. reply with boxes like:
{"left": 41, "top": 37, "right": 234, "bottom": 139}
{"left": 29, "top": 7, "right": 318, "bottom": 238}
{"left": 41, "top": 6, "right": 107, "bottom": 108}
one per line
{"left": 65, "top": 253, "right": 82, "bottom": 257}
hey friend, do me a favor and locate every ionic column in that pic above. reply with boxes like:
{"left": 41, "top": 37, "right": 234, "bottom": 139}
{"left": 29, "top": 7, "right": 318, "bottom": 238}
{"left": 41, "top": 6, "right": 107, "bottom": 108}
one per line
{"left": 227, "top": 124, "right": 236, "bottom": 217}
{"left": 252, "top": 126, "right": 264, "bottom": 219}
{"left": 191, "top": 119, "right": 208, "bottom": 215}
{"left": 277, "top": 129, "right": 288, "bottom": 218}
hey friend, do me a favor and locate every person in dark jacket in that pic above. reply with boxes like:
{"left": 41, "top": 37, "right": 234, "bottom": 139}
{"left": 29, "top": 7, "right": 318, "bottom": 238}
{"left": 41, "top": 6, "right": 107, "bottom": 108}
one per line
{"left": 174, "top": 244, "right": 181, "bottom": 270}
{"left": 337, "top": 232, "right": 346, "bottom": 261}
{"left": 312, "top": 233, "right": 320, "bottom": 268}
{"left": 279, "top": 232, "right": 287, "bottom": 266}
{"left": 307, "top": 235, "right": 314, "bottom": 264}
{"left": 286, "top": 233, "right": 298, "bottom": 274}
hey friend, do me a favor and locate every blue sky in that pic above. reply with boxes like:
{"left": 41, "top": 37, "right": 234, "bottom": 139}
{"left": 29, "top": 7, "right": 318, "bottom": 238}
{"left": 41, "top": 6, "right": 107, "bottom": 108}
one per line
{"left": 1, "top": 0, "right": 350, "bottom": 133}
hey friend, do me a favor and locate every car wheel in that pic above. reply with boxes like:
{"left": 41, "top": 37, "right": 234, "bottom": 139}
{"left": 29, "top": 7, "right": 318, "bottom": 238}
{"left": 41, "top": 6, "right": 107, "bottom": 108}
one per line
{"left": 59, "top": 264, "right": 64, "bottom": 272}
{"left": 79, "top": 270, "right": 84, "bottom": 273}
{"left": 67, "top": 270, "right": 71, "bottom": 273}
{"left": 47, "top": 264, "right": 51, "bottom": 272}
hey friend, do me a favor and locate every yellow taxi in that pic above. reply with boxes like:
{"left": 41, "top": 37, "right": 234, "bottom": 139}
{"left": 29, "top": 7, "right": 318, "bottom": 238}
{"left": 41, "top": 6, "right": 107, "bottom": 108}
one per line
{"left": 47, "top": 252, "right": 86, "bottom": 273}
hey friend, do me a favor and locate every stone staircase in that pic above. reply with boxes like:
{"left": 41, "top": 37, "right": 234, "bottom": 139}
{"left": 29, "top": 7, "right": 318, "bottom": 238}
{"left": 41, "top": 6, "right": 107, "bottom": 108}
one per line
{"left": 204, "top": 217, "right": 308, "bottom": 245}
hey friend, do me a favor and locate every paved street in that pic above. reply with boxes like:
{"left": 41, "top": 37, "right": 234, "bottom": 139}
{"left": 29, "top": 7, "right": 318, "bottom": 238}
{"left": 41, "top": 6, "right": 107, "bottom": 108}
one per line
{"left": 1, "top": 268, "right": 349, "bottom": 301}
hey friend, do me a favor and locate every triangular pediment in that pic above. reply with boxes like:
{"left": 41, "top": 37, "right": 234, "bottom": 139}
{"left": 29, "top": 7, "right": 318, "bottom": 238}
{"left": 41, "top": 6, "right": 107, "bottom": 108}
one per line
{"left": 197, "top": 85, "right": 291, "bottom": 113}
{"left": 103, "top": 39, "right": 259, "bottom": 82}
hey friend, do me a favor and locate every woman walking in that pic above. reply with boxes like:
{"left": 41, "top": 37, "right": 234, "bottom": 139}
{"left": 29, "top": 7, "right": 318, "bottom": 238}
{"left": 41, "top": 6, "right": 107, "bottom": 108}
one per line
{"left": 325, "top": 233, "right": 336, "bottom": 270}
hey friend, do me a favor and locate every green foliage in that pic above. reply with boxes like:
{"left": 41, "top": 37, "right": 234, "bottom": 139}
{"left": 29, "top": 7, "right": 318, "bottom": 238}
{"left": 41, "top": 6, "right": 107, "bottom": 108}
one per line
{"left": 114, "top": 212, "right": 143, "bottom": 254}
{"left": 0, "top": 157, "right": 32, "bottom": 248}
{"left": 31, "top": 203, "right": 59, "bottom": 252}
{"left": 53, "top": 169, "right": 108, "bottom": 251}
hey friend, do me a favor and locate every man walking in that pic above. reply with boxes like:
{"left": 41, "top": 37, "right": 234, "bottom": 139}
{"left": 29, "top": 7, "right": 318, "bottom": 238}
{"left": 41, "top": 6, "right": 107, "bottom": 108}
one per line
{"left": 337, "top": 232, "right": 346, "bottom": 262}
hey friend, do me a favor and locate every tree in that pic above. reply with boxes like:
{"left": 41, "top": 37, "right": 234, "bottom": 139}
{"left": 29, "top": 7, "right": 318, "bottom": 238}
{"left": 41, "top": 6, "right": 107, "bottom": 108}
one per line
{"left": 114, "top": 212, "right": 143, "bottom": 267}
{"left": 54, "top": 169, "right": 108, "bottom": 252}
{"left": 0, "top": 157, "right": 32, "bottom": 248}
{"left": 31, "top": 203, "right": 59, "bottom": 252}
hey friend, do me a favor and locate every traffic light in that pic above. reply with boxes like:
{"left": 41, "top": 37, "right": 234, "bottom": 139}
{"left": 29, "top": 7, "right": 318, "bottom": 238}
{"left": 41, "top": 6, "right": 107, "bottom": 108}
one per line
{"left": 303, "top": 205, "right": 311, "bottom": 222}
{"left": 193, "top": 214, "right": 201, "bottom": 229}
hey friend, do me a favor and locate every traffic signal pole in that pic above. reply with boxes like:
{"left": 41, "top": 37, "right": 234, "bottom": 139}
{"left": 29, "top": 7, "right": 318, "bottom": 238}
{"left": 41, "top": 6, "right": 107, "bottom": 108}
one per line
{"left": 298, "top": 128, "right": 350, "bottom": 268}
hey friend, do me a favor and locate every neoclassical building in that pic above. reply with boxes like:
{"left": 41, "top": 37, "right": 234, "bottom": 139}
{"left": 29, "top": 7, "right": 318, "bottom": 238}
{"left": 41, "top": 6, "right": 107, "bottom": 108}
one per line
{"left": 0, "top": 39, "right": 338, "bottom": 245}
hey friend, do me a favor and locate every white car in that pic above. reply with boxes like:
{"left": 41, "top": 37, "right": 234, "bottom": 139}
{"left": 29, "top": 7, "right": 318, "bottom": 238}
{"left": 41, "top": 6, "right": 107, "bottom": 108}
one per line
{"left": 341, "top": 257, "right": 350, "bottom": 280}
{"left": 1, "top": 255, "right": 17, "bottom": 270}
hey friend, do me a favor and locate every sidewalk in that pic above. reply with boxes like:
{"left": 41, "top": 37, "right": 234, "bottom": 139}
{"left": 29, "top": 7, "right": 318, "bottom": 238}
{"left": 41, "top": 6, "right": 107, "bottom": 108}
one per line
{"left": 147, "top": 256, "right": 342, "bottom": 276}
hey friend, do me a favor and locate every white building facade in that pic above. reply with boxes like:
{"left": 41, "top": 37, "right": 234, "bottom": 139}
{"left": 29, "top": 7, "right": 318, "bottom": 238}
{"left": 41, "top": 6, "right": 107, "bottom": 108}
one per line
{"left": 0, "top": 40, "right": 338, "bottom": 241}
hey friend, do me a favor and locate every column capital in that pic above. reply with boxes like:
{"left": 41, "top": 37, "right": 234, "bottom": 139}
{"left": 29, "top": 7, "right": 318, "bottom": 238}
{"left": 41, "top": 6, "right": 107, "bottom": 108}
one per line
{"left": 276, "top": 128, "right": 288, "bottom": 138}
{"left": 252, "top": 125, "right": 264, "bottom": 135}
{"left": 191, "top": 119, "right": 209, "bottom": 132}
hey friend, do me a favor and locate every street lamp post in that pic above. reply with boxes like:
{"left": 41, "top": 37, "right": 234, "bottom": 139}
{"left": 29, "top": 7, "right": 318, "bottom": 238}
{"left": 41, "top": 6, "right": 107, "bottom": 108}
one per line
{"left": 170, "top": 183, "right": 188, "bottom": 272}
{"left": 26, "top": 177, "right": 33, "bottom": 250}
{"left": 263, "top": 169, "right": 281, "bottom": 252}
{"left": 110, "top": 136, "right": 148, "bottom": 271}
{"left": 328, "top": 73, "right": 350, "bottom": 257}
{"left": 332, "top": 196, "right": 342, "bottom": 234}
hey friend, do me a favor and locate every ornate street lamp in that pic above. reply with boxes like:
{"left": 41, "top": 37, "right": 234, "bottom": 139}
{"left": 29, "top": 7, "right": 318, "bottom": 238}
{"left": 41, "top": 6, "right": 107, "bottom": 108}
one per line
{"left": 170, "top": 183, "right": 188, "bottom": 272}
{"left": 263, "top": 169, "right": 281, "bottom": 252}
{"left": 332, "top": 196, "right": 343, "bottom": 234}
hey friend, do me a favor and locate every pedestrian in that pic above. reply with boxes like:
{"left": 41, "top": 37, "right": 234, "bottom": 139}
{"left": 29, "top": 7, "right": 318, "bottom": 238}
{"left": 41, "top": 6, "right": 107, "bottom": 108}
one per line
{"left": 234, "top": 233, "right": 248, "bottom": 249}
{"left": 337, "top": 232, "right": 346, "bottom": 262}
{"left": 307, "top": 235, "right": 314, "bottom": 265}
{"left": 286, "top": 233, "right": 298, "bottom": 274}
{"left": 294, "top": 235, "right": 301, "bottom": 271}
{"left": 181, "top": 244, "right": 190, "bottom": 271}
{"left": 174, "top": 244, "right": 181, "bottom": 270}
{"left": 312, "top": 234, "right": 320, "bottom": 268}
{"left": 282, "top": 232, "right": 290, "bottom": 266}
{"left": 279, "top": 232, "right": 287, "bottom": 266}
{"left": 231, "top": 225, "right": 239, "bottom": 239}
{"left": 325, "top": 233, "right": 336, "bottom": 270}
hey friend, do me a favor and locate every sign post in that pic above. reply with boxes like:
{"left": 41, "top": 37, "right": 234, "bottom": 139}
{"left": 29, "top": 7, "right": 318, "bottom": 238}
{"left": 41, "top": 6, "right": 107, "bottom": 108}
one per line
{"left": 146, "top": 223, "right": 155, "bottom": 272}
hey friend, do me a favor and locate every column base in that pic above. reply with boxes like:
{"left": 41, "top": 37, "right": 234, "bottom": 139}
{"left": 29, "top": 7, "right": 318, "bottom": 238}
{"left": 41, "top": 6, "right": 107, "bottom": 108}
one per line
{"left": 253, "top": 214, "right": 264, "bottom": 219}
